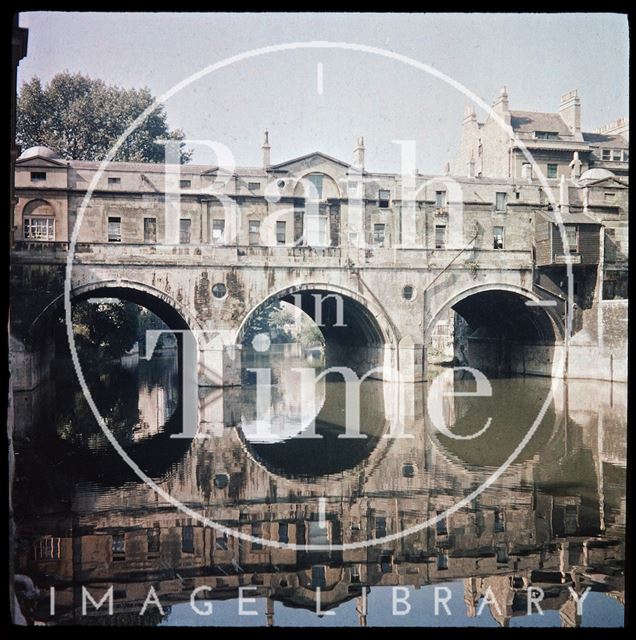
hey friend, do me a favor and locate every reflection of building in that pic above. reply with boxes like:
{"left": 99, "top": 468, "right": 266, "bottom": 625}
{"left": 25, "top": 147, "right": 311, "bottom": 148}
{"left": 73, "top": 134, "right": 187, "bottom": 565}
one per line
{"left": 17, "top": 378, "right": 626, "bottom": 626}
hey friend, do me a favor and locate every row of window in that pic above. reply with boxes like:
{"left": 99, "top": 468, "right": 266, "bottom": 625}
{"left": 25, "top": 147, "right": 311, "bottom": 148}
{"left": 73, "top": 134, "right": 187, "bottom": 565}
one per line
{"left": 22, "top": 214, "right": 508, "bottom": 249}
{"left": 24, "top": 170, "right": 516, "bottom": 211}
{"left": 27, "top": 171, "right": 265, "bottom": 191}
{"left": 600, "top": 148, "right": 628, "bottom": 163}
{"left": 35, "top": 508, "right": 507, "bottom": 563}
{"left": 26, "top": 170, "right": 510, "bottom": 210}
{"left": 373, "top": 223, "right": 506, "bottom": 250}
{"left": 105, "top": 217, "right": 509, "bottom": 249}
{"left": 522, "top": 163, "right": 560, "bottom": 179}
{"left": 107, "top": 217, "right": 288, "bottom": 245}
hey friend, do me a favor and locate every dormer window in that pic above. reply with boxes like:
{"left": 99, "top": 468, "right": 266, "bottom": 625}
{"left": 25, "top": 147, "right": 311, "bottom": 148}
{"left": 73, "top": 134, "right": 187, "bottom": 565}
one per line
{"left": 534, "top": 131, "right": 558, "bottom": 140}
{"left": 601, "top": 148, "right": 628, "bottom": 162}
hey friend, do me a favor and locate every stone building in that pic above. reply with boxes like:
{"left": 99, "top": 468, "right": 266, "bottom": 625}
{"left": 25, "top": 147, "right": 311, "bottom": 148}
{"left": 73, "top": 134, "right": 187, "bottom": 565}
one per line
{"left": 453, "top": 87, "right": 628, "bottom": 181}
{"left": 11, "top": 88, "right": 628, "bottom": 384}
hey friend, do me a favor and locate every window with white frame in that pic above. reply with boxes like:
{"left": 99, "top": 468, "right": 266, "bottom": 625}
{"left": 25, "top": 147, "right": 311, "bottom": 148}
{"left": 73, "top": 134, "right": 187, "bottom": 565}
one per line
{"left": 601, "top": 148, "right": 628, "bottom": 162}
{"left": 534, "top": 131, "right": 558, "bottom": 140}
{"left": 34, "top": 536, "right": 61, "bottom": 560}
{"left": 24, "top": 216, "right": 55, "bottom": 241}
{"left": 307, "top": 174, "right": 324, "bottom": 200}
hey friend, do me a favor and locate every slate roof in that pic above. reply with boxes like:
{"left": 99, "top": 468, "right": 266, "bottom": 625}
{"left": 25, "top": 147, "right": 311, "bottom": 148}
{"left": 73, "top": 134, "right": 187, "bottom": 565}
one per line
{"left": 537, "top": 210, "right": 601, "bottom": 225}
{"left": 582, "top": 132, "right": 628, "bottom": 149}
{"left": 510, "top": 111, "right": 572, "bottom": 136}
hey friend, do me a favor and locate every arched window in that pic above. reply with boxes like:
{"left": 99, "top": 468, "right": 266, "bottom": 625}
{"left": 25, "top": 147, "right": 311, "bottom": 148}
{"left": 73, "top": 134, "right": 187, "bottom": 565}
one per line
{"left": 22, "top": 199, "right": 55, "bottom": 241}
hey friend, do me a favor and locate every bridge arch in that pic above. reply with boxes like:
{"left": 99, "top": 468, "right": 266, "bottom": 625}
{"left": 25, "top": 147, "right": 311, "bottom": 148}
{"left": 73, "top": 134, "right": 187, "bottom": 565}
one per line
{"left": 30, "top": 279, "right": 201, "bottom": 340}
{"left": 236, "top": 281, "right": 399, "bottom": 378}
{"left": 426, "top": 282, "right": 565, "bottom": 378}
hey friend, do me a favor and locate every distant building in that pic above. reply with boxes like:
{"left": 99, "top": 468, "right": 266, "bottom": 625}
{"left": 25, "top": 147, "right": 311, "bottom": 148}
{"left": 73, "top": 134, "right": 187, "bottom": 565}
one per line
{"left": 454, "top": 87, "right": 628, "bottom": 181}
{"left": 452, "top": 87, "right": 629, "bottom": 328}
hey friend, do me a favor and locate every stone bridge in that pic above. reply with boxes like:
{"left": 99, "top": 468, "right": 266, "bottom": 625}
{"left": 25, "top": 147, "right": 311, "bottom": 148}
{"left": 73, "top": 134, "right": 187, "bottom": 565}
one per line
{"left": 10, "top": 239, "right": 564, "bottom": 389}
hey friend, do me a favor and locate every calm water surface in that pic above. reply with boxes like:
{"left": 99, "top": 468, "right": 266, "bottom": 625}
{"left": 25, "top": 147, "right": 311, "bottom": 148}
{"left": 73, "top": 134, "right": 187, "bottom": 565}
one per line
{"left": 12, "top": 346, "right": 626, "bottom": 627}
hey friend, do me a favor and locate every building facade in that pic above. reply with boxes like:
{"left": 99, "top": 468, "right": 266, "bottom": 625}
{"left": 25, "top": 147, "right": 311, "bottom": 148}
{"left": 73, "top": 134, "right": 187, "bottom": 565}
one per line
{"left": 10, "top": 89, "right": 628, "bottom": 384}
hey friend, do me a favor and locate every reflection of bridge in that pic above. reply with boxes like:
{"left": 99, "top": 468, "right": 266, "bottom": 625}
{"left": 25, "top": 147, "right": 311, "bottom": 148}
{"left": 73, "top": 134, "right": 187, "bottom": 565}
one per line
{"left": 15, "top": 377, "right": 626, "bottom": 626}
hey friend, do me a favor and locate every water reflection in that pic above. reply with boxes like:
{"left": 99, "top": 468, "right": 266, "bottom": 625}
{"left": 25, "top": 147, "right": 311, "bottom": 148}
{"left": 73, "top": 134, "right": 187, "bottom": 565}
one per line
{"left": 12, "top": 349, "right": 626, "bottom": 627}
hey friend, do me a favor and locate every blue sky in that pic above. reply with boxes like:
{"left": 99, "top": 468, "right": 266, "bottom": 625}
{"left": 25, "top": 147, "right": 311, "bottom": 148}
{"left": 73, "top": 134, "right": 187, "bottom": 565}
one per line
{"left": 17, "top": 12, "right": 629, "bottom": 173}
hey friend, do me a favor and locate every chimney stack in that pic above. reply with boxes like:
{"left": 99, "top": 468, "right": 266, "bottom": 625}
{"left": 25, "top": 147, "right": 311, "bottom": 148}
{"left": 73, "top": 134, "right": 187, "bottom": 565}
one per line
{"left": 493, "top": 86, "right": 509, "bottom": 113}
{"left": 354, "top": 136, "right": 365, "bottom": 171}
{"left": 262, "top": 129, "right": 271, "bottom": 168}
{"left": 463, "top": 103, "right": 477, "bottom": 125}
{"left": 559, "top": 90, "right": 582, "bottom": 140}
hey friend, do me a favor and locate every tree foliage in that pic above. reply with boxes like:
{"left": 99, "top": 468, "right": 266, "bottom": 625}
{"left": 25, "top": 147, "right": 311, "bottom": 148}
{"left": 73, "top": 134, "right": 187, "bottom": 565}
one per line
{"left": 242, "top": 300, "right": 295, "bottom": 346}
{"left": 242, "top": 300, "right": 325, "bottom": 348}
{"left": 72, "top": 300, "right": 140, "bottom": 360}
{"left": 17, "top": 72, "right": 192, "bottom": 163}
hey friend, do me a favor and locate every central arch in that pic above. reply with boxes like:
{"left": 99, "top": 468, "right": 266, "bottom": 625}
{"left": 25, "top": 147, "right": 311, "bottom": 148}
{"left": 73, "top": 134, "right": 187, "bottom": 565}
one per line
{"left": 233, "top": 282, "right": 400, "bottom": 479}
{"left": 236, "top": 282, "right": 398, "bottom": 378}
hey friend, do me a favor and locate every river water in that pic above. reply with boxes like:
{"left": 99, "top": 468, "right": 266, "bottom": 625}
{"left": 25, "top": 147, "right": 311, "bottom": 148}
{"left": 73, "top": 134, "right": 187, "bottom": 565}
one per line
{"left": 12, "top": 346, "right": 626, "bottom": 627}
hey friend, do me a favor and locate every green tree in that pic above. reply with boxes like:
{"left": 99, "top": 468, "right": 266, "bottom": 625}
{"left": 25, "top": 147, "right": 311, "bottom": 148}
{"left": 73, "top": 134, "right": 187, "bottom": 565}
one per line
{"left": 17, "top": 72, "right": 192, "bottom": 163}
{"left": 299, "top": 320, "right": 325, "bottom": 350}
{"left": 242, "top": 300, "right": 295, "bottom": 346}
{"left": 72, "top": 300, "right": 140, "bottom": 360}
